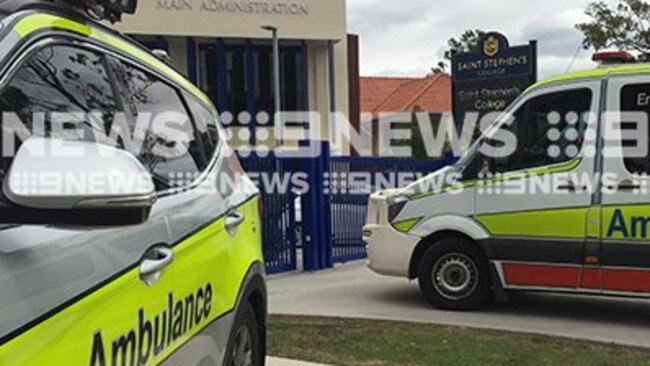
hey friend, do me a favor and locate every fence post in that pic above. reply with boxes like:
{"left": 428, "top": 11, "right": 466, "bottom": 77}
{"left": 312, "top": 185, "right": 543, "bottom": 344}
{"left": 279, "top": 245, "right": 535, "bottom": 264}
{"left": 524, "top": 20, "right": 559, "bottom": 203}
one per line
{"left": 299, "top": 140, "right": 321, "bottom": 271}
{"left": 319, "top": 141, "right": 333, "bottom": 269}
{"left": 286, "top": 155, "right": 298, "bottom": 272}
{"left": 298, "top": 140, "right": 334, "bottom": 271}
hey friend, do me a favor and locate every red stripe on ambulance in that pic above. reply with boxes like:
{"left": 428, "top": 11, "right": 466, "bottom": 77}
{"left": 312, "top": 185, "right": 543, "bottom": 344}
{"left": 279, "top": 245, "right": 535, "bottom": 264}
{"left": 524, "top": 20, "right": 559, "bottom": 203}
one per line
{"left": 503, "top": 264, "right": 580, "bottom": 288}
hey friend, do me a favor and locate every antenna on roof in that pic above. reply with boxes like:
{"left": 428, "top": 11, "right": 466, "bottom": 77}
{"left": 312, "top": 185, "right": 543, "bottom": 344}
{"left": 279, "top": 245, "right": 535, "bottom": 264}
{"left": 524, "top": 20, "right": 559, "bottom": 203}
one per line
{"left": 565, "top": 42, "right": 583, "bottom": 74}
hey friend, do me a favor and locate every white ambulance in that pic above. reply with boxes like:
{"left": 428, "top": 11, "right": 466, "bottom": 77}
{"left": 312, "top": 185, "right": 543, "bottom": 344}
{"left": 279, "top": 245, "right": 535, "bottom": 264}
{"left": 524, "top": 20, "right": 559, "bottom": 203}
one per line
{"left": 364, "top": 51, "right": 650, "bottom": 310}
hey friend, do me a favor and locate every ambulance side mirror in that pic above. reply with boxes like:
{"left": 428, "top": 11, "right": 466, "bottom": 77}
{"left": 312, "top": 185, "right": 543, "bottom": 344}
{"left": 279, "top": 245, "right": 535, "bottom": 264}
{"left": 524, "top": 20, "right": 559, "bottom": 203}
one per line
{"left": 1, "top": 138, "right": 156, "bottom": 226}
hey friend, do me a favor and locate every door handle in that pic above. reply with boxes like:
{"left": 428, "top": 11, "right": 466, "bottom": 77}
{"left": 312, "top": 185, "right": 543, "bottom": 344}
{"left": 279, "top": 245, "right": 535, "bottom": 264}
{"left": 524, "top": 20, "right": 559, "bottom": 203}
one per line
{"left": 609, "top": 180, "right": 641, "bottom": 192}
{"left": 558, "top": 181, "right": 585, "bottom": 192}
{"left": 140, "top": 246, "right": 173, "bottom": 286}
{"left": 225, "top": 211, "right": 246, "bottom": 235}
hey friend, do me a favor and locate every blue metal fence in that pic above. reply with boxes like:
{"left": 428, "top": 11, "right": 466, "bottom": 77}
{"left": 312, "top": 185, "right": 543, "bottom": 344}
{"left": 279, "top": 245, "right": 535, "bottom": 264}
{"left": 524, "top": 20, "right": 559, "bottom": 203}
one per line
{"left": 329, "top": 154, "right": 457, "bottom": 264}
{"left": 238, "top": 152, "right": 299, "bottom": 274}
{"left": 238, "top": 142, "right": 456, "bottom": 273}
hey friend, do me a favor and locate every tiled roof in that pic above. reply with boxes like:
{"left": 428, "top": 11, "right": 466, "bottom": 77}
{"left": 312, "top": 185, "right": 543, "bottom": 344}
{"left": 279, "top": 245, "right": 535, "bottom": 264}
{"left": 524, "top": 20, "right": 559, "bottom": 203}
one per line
{"left": 360, "top": 74, "right": 451, "bottom": 115}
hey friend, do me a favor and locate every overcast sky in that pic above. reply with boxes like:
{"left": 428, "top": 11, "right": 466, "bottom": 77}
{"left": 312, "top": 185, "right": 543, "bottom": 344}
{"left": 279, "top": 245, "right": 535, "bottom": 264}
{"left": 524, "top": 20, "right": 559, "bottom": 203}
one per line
{"left": 347, "top": 0, "right": 608, "bottom": 79}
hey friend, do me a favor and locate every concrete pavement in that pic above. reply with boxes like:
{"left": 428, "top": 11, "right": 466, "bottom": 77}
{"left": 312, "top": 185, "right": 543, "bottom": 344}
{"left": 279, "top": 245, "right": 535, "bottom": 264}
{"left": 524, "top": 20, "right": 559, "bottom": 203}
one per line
{"left": 267, "top": 357, "right": 329, "bottom": 366}
{"left": 268, "top": 262, "right": 650, "bottom": 348}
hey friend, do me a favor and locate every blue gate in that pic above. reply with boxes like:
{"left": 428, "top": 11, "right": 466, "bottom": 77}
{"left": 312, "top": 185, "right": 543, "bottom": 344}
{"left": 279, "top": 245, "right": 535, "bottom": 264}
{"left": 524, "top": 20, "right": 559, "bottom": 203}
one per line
{"left": 328, "top": 154, "right": 456, "bottom": 264}
{"left": 238, "top": 142, "right": 456, "bottom": 273}
{"left": 238, "top": 152, "right": 299, "bottom": 274}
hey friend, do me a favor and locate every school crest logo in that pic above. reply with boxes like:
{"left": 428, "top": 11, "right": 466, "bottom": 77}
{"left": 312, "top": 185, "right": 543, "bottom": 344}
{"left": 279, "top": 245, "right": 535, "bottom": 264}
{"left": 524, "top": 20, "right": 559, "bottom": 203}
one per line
{"left": 484, "top": 36, "right": 499, "bottom": 57}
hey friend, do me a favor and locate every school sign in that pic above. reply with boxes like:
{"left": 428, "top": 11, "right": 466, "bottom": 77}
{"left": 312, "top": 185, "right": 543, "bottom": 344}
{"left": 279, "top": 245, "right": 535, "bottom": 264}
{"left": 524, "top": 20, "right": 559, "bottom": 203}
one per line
{"left": 452, "top": 32, "right": 537, "bottom": 124}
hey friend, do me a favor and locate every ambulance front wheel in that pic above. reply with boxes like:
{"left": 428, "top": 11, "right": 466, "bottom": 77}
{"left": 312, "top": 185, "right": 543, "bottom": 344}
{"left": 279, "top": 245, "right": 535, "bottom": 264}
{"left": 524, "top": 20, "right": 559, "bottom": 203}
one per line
{"left": 224, "top": 302, "right": 264, "bottom": 366}
{"left": 417, "top": 237, "right": 492, "bottom": 310}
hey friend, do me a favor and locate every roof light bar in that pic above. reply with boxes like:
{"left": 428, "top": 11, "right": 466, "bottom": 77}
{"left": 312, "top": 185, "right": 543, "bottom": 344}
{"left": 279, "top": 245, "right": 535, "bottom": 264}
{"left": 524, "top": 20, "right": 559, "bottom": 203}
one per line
{"left": 592, "top": 50, "right": 636, "bottom": 65}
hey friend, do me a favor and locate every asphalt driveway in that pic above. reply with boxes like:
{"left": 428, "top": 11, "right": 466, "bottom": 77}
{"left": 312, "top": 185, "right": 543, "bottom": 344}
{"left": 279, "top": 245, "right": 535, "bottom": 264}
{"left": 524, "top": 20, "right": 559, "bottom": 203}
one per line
{"left": 268, "top": 262, "right": 650, "bottom": 348}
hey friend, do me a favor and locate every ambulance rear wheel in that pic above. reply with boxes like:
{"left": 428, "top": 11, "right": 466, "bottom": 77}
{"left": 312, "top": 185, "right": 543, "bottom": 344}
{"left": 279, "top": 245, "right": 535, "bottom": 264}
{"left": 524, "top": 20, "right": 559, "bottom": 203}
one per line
{"left": 418, "top": 238, "right": 491, "bottom": 310}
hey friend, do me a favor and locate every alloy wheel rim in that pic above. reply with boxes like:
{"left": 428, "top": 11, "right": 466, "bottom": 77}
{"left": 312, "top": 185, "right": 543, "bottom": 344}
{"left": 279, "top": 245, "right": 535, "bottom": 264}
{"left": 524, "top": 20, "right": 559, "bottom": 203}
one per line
{"left": 230, "top": 325, "right": 254, "bottom": 366}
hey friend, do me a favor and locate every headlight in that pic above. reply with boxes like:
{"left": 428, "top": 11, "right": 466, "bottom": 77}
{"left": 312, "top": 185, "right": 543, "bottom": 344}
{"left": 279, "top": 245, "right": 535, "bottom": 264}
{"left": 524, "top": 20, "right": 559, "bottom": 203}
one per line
{"left": 387, "top": 195, "right": 408, "bottom": 222}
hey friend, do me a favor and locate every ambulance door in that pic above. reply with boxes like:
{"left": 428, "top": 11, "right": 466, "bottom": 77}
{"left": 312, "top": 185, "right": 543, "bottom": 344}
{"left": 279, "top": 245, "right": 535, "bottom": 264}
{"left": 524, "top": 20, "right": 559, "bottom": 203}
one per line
{"left": 599, "top": 75, "right": 650, "bottom": 294}
{"left": 474, "top": 82, "right": 601, "bottom": 291}
{"left": 109, "top": 54, "right": 240, "bottom": 365}
{"left": 0, "top": 38, "right": 179, "bottom": 366}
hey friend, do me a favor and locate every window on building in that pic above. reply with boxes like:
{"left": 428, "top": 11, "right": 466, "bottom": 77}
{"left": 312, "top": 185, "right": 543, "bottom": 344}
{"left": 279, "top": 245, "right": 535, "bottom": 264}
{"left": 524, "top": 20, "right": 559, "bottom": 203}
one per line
{"left": 255, "top": 46, "right": 274, "bottom": 118}
{"left": 199, "top": 43, "right": 219, "bottom": 107}
{"left": 198, "top": 41, "right": 307, "bottom": 127}
{"left": 281, "top": 46, "right": 305, "bottom": 112}
{"left": 255, "top": 45, "right": 305, "bottom": 116}
{"left": 226, "top": 45, "right": 248, "bottom": 122}
{"left": 488, "top": 88, "right": 592, "bottom": 173}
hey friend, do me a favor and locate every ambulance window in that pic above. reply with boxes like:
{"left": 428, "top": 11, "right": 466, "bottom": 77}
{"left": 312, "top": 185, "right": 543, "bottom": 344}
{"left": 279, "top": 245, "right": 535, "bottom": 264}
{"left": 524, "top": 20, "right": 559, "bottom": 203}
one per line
{"left": 620, "top": 83, "right": 650, "bottom": 174}
{"left": 183, "top": 92, "right": 222, "bottom": 162}
{"left": 183, "top": 91, "right": 244, "bottom": 198}
{"left": 490, "top": 88, "right": 592, "bottom": 173}
{"left": 111, "top": 60, "right": 206, "bottom": 191}
{"left": 0, "top": 44, "right": 119, "bottom": 182}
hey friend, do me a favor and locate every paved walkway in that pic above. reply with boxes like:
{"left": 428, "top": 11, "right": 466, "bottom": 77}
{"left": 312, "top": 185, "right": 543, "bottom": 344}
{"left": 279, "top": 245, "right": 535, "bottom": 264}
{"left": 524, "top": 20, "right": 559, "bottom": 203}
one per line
{"left": 268, "top": 262, "right": 650, "bottom": 348}
{"left": 267, "top": 357, "right": 329, "bottom": 365}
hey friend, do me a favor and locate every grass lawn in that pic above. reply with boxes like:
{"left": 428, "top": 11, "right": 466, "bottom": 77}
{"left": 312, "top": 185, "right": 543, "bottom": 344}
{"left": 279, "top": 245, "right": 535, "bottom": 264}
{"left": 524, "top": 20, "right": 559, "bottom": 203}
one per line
{"left": 268, "top": 315, "right": 650, "bottom": 366}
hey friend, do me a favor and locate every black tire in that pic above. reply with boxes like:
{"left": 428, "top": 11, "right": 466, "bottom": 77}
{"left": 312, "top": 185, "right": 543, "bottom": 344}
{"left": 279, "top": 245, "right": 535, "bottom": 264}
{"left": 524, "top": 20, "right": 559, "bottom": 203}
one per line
{"left": 224, "top": 302, "right": 264, "bottom": 366}
{"left": 417, "top": 237, "right": 492, "bottom": 310}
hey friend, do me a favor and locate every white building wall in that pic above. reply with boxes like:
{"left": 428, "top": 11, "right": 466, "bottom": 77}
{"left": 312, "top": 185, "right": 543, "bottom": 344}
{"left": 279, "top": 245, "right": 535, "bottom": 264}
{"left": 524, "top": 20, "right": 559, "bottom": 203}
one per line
{"left": 118, "top": 0, "right": 350, "bottom": 154}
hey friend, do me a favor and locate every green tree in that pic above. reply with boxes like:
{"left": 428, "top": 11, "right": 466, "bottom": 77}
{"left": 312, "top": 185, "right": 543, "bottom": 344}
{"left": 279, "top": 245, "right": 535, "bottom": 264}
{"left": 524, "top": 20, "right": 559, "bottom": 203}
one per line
{"left": 391, "top": 107, "right": 449, "bottom": 160}
{"left": 432, "top": 29, "right": 486, "bottom": 74}
{"left": 576, "top": 0, "right": 650, "bottom": 59}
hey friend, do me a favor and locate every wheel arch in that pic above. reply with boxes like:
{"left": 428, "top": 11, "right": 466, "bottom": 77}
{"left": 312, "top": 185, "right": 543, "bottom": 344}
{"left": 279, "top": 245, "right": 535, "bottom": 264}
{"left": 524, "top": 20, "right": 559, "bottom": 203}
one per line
{"left": 226, "top": 261, "right": 267, "bottom": 366}
{"left": 408, "top": 216, "right": 491, "bottom": 279}
{"left": 245, "top": 274, "right": 267, "bottom": 365}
